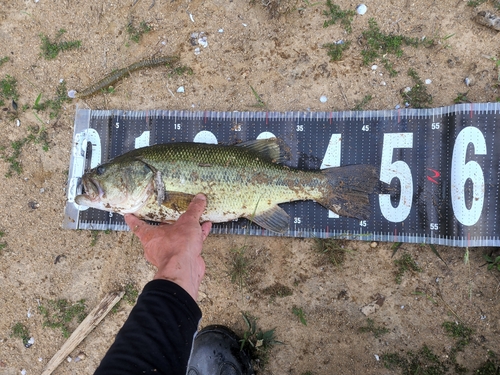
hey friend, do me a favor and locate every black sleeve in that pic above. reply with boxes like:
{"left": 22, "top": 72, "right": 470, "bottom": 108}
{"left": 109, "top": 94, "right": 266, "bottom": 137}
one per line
{"left": 94, "top": 279, "right": 202, "bottom": 375}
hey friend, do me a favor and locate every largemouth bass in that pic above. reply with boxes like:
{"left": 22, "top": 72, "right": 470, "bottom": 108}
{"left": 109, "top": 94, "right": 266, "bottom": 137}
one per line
{"left": 75, "top": 139, "right": 379, "bottom": 233}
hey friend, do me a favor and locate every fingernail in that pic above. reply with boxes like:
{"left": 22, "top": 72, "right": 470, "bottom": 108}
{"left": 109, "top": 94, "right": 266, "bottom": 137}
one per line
{"left": 195, "top": 193, "right": 206, "bottom": 201}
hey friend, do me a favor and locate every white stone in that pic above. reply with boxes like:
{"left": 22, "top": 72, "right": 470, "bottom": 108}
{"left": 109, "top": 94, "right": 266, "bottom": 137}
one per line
{"left": 356, "top": 4, "right": 367, "bottom": 15}
{"left": 320, "top": 95, "right": 328, "bottom": 103}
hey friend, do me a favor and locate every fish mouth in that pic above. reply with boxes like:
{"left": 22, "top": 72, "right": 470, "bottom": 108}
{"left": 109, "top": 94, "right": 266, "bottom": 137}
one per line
{"left": 78, "top": 177, "right": 104, "bottom": 202}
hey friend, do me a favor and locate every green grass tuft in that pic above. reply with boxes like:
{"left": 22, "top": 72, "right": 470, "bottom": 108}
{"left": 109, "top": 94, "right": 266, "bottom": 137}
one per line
{"left": 0, "top": 230, "right": 6, "bottom": 253}
{"left": 323, "top": 0, "right": 356, "bottom": 33}
{"left": 0, "top": 75, "right": 19, "bottom": 105}
{"left": 292, "top": 306, "right": 307, "bottom": 326}
{"left": 382, "top": 345, "right": 448, "bottom": 375}
{"left": 361, "top": 19, "right": 422, "bottom": 76}
{"left": 402, "top": 68, "right": 433, "bottom": 108}
{"left": 39, "top": 29, "right": 81, "bottom": 60}
{"left": 323, "top": 41, "right": 351, "bottom": 62}
{"left": 38, "top": 298, "right": 87, "bottom": 338}
{"left": 394, "top": 253, "right": 422, "bottom": 284}
{"left": 0, "top": 56, "right": 9, "bottom": 67}
{"left": 127, "top": 21, "right": 151, "bottom": 43}
{"left": 314, "top": 238, "right": 353, "bottom": 267}
{"left": 228, "top": 246, "right": 250, "bottom": 289}
{"left": 239, "top": 312, "right": 282, "bottom": 368}
{"left": 352, "top": 94, "right": 373, "bottom": 111}
{"left": 11, "top": 323, "right": 30, "bottom": 347}
{"left": 359, "top": 318, "right": 389, "bottom": 338}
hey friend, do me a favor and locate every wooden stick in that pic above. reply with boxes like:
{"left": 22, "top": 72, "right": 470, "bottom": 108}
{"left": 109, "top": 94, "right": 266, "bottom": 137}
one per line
{"left": 41, "top": 290, "right": 125, "bottom": 375}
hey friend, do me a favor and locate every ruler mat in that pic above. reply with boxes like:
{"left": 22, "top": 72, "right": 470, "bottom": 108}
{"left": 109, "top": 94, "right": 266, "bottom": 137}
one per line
{"left": 63, "top": 104, "right": 500, "bottom": 247}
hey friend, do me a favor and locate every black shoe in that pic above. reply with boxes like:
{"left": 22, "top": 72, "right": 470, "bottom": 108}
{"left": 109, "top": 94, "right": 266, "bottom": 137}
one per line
{"left": 187, "top": 325, "right": 254, "bottom": 375}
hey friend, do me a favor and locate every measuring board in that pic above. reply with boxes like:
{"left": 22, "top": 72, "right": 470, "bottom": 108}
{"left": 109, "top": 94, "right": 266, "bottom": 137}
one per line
{"left": 63, "top": 104, "right": 500, "bottom": 247}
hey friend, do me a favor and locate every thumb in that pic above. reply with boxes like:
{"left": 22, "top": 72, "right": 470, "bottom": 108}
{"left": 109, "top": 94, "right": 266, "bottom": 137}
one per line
{"left": 178, "top": 194, "right": 207, "bottom": 224}
{"left": 124, "top": 214, "right": 145, "bottom": 234}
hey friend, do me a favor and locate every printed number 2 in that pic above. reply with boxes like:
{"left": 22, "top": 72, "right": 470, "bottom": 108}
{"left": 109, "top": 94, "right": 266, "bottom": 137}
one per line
{"left": 379, "top": 133, "right": 413, "bottom": 223}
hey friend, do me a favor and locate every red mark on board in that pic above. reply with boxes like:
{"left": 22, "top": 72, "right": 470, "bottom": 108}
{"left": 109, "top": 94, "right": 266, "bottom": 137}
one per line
{"left": 426, "top": 168, "right": 441, "bottom": 184}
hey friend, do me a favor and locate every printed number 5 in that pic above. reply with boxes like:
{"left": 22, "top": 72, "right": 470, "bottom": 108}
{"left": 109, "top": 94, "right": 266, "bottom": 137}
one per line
{"left": 379, "top": 133, "right": 413, "bottom": 223}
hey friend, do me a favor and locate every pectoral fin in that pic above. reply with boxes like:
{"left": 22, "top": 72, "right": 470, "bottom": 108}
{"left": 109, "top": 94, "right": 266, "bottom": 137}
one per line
{"left": 161, "top": 191, "right": 195, "bottom": 213}
{"left": 246, "top": 205, "right": 290, "bottom": 233}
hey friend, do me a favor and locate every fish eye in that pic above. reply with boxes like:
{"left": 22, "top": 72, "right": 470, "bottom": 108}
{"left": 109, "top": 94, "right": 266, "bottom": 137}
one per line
{"left": 96, "top": 165, "right": 106, "bottom": 175}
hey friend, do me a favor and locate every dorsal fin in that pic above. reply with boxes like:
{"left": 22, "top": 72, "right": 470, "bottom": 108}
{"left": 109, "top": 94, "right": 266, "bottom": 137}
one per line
{"left": 236, "top": 138, "right": 290, "bottom": 164}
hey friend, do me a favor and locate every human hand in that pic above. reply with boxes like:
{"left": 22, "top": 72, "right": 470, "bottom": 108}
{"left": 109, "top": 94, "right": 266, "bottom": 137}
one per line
{"left": 124, "top": 194, "right": 212, "bottom": 301}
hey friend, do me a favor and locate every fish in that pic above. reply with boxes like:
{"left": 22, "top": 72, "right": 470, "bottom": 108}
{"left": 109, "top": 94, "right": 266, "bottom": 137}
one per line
{"left": 75, "top": 138, "right": 379, "bottom": 233}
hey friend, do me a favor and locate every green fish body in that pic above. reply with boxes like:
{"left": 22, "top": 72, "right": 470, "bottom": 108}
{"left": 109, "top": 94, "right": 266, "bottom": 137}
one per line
{"left": 75, "top": 139, "right": 378, "bottom": 233}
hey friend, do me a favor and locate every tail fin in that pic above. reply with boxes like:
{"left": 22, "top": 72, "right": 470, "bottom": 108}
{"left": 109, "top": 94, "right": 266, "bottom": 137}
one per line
{"left": 317, "top": 165, "right": 379, "bottom": 220}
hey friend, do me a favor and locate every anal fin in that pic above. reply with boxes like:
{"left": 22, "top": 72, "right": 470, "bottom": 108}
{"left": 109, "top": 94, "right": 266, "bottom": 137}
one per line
{"left": 246, "top": 205, "right": 290, "bottom": 233}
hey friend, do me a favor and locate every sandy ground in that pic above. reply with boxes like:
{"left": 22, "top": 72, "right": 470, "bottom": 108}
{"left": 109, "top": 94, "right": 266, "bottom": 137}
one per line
{"left": 0, "top": 0, "right": 500, "bottom": 374}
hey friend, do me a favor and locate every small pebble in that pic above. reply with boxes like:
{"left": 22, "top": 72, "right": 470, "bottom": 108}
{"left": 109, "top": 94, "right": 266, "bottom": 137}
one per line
{"left": 395, "top": 104, "right": 401, "bottom": 109}
{"left": 176, "top": 86, "right": 185, "bottom": 93}
{"left": 21, "top": 370, "right": 27, "bottom": 375}
{"left": 28, "top": 201, "right": 40, "bottom": 210}
{"left": 371, "top": 64, "right": 377, "bottom": 70}
{"left": 68, "top": 90, "right": 77, "bottom": 98}
{"left": 319, "top": 95, "right": 328, "bottom": 103}
{"left": 374, "top": 354, "right": 380, "bottom": 361}
{"left": 194, "top": 47, "right": 200, "bottom": 55}
{"left": 356, "top": 4, "right": 367, "bottom": 15}
{"left": 380, "top": 81, "right": 386, "bottom": 86}
{"left": 39, "top": 188, "right": 45, "bottom": 194}
{"left": 25, "top": 337, "right": 35, "bottom": 348}
{"left": 464, "top": 77, "right": 471, "bottom": 86}
{"left": 16, "top": 119, "right": 20, "bottom": 127}
{"left": 67, "top": 356, "right": 72, "bottom": 363}
{"left": 218, "top": 28, "right": 224, "bottom": 33}
{"left": 403, "top": 87, "right": 411, "bottom": 93}
{"left": 425, "top": 79, "right": 432, "bottom": 84}
{"left": 370, "top": 242, "right": 378, "bottom": 248}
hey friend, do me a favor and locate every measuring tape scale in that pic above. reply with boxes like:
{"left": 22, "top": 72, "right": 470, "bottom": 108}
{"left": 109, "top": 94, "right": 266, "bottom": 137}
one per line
{"left": 63, "top": 103, "right": 500, "bottom": 247}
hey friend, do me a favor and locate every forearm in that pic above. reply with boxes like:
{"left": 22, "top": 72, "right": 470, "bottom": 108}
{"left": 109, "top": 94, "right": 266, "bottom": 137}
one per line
{"left": 94, "top": 279, "right": 202, "bottom": 375}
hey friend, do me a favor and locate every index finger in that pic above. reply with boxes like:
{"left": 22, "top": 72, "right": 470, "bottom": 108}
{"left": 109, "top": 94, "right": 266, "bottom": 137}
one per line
{"left": 177, "top": 193, "right": 207, "bottom": 224}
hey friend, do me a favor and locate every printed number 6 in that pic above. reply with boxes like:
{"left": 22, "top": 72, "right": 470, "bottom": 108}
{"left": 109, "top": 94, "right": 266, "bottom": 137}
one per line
{"left": 379, "top": 133, "right": 413, "bottom": 222}
{"left": 451, "top": 127, "right": 486, "bottom": 226}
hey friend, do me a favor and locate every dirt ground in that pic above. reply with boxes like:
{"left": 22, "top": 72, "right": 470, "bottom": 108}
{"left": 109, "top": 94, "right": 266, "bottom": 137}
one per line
{"left": 1, "top": 0, "right": 500, "bottom": 374}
